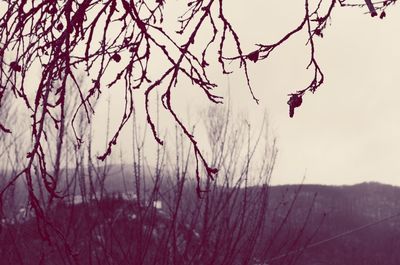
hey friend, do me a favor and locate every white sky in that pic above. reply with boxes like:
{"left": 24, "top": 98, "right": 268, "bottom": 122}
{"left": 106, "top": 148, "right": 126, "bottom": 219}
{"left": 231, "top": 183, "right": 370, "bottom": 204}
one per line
{"left": 88, "top": 1, "right": 400, "bottom": 186}
{"left": 5, "top": 1, "right": 399, "bottom": 186}
{"left": 219, "top": 1, "right": 400, "bottom": 185}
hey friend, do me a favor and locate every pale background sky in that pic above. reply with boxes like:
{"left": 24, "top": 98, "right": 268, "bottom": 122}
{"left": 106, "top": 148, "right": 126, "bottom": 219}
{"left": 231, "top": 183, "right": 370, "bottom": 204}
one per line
{"left": 219, "top": 1, "right": 400, "bottom": 186}
{"left": 6, "top": 1, "right": 399, "bottom": 186}
{"left": 87, "top": 1, "right": 400, "bottom": 186}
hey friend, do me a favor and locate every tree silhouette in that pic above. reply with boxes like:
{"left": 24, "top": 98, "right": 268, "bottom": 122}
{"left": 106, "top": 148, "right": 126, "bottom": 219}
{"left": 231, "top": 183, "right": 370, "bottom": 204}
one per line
{"left": 0, "top": 0, "right": 397, "bottom": 215}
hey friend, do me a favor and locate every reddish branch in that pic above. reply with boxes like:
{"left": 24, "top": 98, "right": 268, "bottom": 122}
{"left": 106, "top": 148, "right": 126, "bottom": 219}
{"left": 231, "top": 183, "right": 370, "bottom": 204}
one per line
{"left": 0, "top": 0, "right": 397, "bottom": 236}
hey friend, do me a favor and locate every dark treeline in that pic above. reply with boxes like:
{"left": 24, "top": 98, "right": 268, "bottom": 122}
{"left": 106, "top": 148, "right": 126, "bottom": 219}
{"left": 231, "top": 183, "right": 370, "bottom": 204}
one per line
{"left": 2, "top": 172, "right": 400, "bottom": 265}
{"left": 1, "top": 99, "right": 311, "bottom": 265}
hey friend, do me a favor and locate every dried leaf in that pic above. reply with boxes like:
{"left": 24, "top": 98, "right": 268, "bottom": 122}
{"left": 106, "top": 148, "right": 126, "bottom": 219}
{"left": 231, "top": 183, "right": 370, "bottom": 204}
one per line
{"left": 287, "top": 94, "right": 303, "bottom": 118}
{"left": 247, "top": 50, "right": 259, "bottom": 62}
{"left": 10, "top": 61, "right": 22, "bottom": 72}
{"left": 112, "top": 53, "right": 121, "bottom": 62}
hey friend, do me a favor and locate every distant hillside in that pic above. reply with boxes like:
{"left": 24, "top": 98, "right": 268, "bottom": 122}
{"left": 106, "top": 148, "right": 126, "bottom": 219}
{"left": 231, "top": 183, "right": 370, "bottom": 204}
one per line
{"left": 260, "top": 182, "right": 400, "bottom": 265}
{"left": 55, "top": 179, "right": 400, "bottom": 265}
{"left": 2, "top": 165, "right": 400, "bottom": 265}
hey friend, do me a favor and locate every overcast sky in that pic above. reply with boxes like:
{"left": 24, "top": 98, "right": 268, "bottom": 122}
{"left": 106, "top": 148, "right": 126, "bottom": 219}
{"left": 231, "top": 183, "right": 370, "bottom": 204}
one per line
{"left": 218, "top": 1, "right": 400, "bottom": 185}
{"left": 73, "top": 1, "right": 400, "bottom": 186}
{"left": 3, "top": 2, "right": 400, "bottom": 190}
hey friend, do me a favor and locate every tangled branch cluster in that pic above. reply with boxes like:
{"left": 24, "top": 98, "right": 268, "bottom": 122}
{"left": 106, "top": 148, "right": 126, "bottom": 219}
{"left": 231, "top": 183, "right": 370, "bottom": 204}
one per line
{"left": 0, "top": 0, "right": 397, "bottom": 222}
